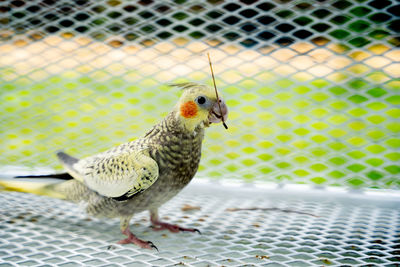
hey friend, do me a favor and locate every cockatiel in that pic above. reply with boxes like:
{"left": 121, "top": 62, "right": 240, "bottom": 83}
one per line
{"left": 2, "top": 83, "right": 228, "bottom": 250}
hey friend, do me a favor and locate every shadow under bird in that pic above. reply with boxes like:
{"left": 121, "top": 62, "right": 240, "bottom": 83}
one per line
{"left": 2, "top": 82, "right": 228, "bottom": 250}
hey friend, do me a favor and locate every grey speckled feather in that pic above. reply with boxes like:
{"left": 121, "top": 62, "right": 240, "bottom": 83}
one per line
{"left": 51, "top": 110, "right": 204, "bottom": 218}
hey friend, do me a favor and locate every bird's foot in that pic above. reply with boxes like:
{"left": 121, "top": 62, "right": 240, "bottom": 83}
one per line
{"left": 118, "top": 228, "right": 158, "bottom": 251}
{"left": 151, "top": 220, "right": 201, "bottom": 234}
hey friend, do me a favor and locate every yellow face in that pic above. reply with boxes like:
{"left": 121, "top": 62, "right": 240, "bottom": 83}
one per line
{"left": 175, "top": 84, "right": 228, "bottom": 132}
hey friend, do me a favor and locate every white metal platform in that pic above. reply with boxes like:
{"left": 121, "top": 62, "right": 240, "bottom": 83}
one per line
{"left": 1, "top": 179, "right": 399, "bottom": 266}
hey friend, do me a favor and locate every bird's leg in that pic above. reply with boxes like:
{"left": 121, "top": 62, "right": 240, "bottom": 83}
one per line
{"left": 149, "top": 209, "right": 201, "bottom": 234}
{"left": 117, "top": 216, "right": 158, "bottom": 250}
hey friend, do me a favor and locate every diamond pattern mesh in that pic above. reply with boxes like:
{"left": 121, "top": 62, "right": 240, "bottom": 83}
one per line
{"left": 1, "top": 182, "right": 400, "bottom": 266}
{"left": 0, "top": 0, "right": 399, "bottom": 189}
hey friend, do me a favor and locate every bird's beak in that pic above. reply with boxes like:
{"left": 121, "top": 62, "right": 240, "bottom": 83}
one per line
{"left": 208, "top": 98, "right": 228, "bottom": 124}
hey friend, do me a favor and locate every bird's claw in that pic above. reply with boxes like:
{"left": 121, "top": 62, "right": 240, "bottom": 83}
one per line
{"left": 118, "top": 237, "right": 158, "bottom": 250}
{"left": 147, "top": 241, "right": 159, "bottom": 252}
{"left": 179, "top": 226, "right": 201, "bottom": 235}
{"left": 118, "top": 227, "right": 158, "bottom": 250}
{"left": 193, "top": 228, "right": 202, "bottom": 235}
{"left": 151, "top": 221, "right": 201, "bottom": 234}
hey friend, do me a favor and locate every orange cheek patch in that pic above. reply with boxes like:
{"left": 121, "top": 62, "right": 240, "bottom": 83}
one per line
{"left": 180, "top": 101, "right": 198, "bottom": 118}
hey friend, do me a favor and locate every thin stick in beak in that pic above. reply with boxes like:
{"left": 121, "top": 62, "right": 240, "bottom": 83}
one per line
{"left": 207, "top": 52, "right": 228, "bottom": 130}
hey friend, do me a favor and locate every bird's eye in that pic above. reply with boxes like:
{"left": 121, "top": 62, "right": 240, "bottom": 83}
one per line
{"left": 195, "top": 96, "right": 207, "bottom": 105}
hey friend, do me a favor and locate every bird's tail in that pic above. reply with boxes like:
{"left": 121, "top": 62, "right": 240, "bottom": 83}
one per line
{"left": 0, "top": 180, "right": 65, "bottom": 199}
{"left": 15, "top": 172, "right": 73, "bottom": 180}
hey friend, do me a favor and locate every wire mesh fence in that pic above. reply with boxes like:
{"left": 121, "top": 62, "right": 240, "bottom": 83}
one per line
{"left": 0, "top": 0, "right": 399, "bottom": 189}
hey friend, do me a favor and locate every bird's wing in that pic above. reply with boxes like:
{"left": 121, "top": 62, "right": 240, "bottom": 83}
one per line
{"left": 57, "top": 148, "right": 159, "bottom": 199}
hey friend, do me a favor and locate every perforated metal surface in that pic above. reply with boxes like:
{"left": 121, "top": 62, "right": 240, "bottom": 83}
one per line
{"left": 0, "top": 0, "right": 399, "bottom": 189}
{"left": 1, "top": 180, "right": 399, "bottom": 266}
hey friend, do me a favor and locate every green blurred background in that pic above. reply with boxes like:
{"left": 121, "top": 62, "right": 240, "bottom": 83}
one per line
{"left": 1, "top": 0, "right": 399, "bottom": 189}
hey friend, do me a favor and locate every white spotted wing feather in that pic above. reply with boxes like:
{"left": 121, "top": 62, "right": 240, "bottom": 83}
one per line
{"left": 58, "top": 145, "right": 159, "bottom": 198}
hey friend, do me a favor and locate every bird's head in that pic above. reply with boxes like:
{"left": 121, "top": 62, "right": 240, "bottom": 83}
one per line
{"left": 173, "top": 83, "right": 228, "bottom": 132}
